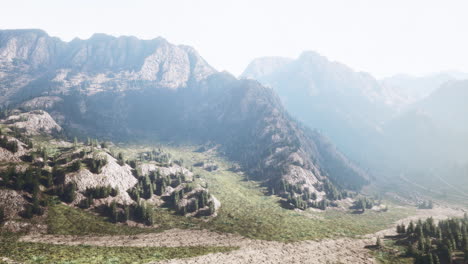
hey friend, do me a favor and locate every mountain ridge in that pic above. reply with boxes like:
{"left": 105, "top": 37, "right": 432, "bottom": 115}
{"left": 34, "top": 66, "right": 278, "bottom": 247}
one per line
{"left": 0, "top": 29, "right": 368, "bottom": 209}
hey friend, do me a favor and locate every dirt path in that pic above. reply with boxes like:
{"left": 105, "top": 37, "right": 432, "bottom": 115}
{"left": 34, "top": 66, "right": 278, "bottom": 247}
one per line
{"left": 19, "top": 206, "right": 465, "bottom": 264}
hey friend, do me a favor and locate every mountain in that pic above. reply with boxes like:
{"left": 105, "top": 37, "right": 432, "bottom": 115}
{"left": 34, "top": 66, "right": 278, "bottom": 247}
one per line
{"left": 0, "top": 29, "right": 368, "bottom": 209}
{"left": 383, "top": 80, "right": 468, "bottom": 167}
{"left": 241, "top": 51, "right": 401, "bottom": 161}
{"left": 380, "top": 71, "right": 468, "bottom": 107}
{"left": 242, "top": 52, "right": 468, "bottom": 199}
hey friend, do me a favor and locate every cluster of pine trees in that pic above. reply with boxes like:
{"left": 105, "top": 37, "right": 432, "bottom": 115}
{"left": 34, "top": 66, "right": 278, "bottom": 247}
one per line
{"left": 0, "top": 164, "right": 78, "bottom": 218}
{"left": 278, "top": 179, "right": 349, "bottom": 210}
{"left": 80, "top": 185, "right": 119, "bottom": 208}
{"left": 353, "top": 197, "right": 375, "bottom": 212}
{"left": 83, "top": 156, "right": 108, "bottom": 174}
{"left": 128, "top": 169, "right": 178, "bottom": 200}
{"left": 320, "top": 180, "right": 349, "bottom": 201}
{"left": 105, "top": 200, "right": 154, "bottom": 225}
{"left": 172, "top": 187, "right": 214, "bottom": 216}
{"left": 137, "top": 149, "right": 172, "bottom": 165}
{"left": 418, "top": 200, "right": 434, "bottom": 209}
{"left": 280, "top": 180, "right": 315, "bottom": 209}
{"left": 395, "top": 215, "right": 468, "bottom": 264}
{"left": 9, "top": 126, "right": 33, "bottom": 148}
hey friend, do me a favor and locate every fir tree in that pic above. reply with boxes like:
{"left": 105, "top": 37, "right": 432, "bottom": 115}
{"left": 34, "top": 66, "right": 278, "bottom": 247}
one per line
{"left": 110, "top": 201, "right": 118, "bottom": 223}
{"left": 433, "top": 253, "right": 440, "bottom": 264}
{"left": 62, "top": 182, "right": 76, "bottom": 203}
{"left": 0, "top": 207, "right": 4, "bottom": 224}
{"left": 376, "top": 236, "right": 383, "bottom": 248}
{"left": 123, "top": 205, "right": 130, "bottom": 222}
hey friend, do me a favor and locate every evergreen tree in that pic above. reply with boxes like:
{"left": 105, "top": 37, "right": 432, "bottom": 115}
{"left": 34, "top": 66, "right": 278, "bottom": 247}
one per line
{"left": 208, "top": 201, "right": 215, "bottom": 215}
{"left": 31, "top": 186, "right": 42, "bottom": 215}
{"left": 62, "top": 182, "right": 76, "bottom": 203}
{"left": 417, "top": 237, "right": 425, "bottom": 252}
{"left": 441, "top": 245, "right": 452, "bottom": 263}
{"left": 123, "top": 205, "right": 130, "bottom": 222}
{"left": 427, "top": 253, "right": 434, "bottom": 264}
{"left": 23, "top": 205, "right": 33, "bottom": 219}
{"left": 110, "top": 201, "right": 118, "bottom": 223}
{"left": 0, "top": 207, "right": 4, "bottom": 224}
{"left": 433, "top": 253, "right": 440, "bottom": 264}
{"left": 145, "top": 205, "right": 153, "bottom": 225}
{"left": 70, "top": 160, "right": 81, "bottom": 172}
{"left": 408, "top": 221, "right": 415, "bottom": 235}
{"left": 376, "top": 236, "right": 383, "bottom": 248}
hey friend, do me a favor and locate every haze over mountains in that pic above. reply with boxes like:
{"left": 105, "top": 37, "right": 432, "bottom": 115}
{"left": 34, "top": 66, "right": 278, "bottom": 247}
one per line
{"left": 0, "top": 28, "right": 466, "bottom": 207}
{"left": 242, "top": 52, "right": 468, "bottom": 195}
{"left": 0, "top": 29, "right": 368, "bottom": 208}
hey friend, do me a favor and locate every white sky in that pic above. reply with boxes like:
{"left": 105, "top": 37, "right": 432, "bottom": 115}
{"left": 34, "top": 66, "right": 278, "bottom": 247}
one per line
{"left": 0, "top": 0, "right": 467, "bottom": 78}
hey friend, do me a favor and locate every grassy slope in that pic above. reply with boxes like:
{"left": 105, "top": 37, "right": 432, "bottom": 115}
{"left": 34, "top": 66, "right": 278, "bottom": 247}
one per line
{"left": 0, "top": 233, "right": 236, "bottom": 264}
{"left": 47, "top": 204, "right": 152, "bottom": 236}
{"left": 116, "top": 144, "right": 414, "bottom": 242}
{"left": 0, "top": 139, "right": 415, "bottom": 263}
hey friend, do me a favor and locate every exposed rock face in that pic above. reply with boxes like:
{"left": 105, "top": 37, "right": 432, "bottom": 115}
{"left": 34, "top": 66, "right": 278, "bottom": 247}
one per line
{"left": 0, "top": 29, "right": 368, "bottom": 201}
{"left": 0, "top": 29, "right": 63, "bottom": 68}
{"left": 66, "top": 152, "right": 137, "bottom": 204}
{"left": 3, "top": 110, "right": 62, "bottom": 135}
{"left": 0, "top": 29, "right": 215, "bottom": 105}
{"left": 0, "top": 189, "right": 27, "bottom": 219}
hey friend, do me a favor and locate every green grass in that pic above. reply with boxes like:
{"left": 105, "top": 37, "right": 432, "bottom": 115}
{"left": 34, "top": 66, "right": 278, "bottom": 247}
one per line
{"left": 47, "top": 204, "right": 152, "bottom": 236}
{"left": 45, "top": 143, "right": 413, "bottom": 242}
{"left": 372, "top": 240, "right": 414, "bottom": 264}
{"left": 0, "top": 233, "right": 236, "bottom": 264}
{"left": 115, "top": 145, "right": 414, "bottom": 242}
{"left": 197, "top": 165, "right": 411, "bottom": 241}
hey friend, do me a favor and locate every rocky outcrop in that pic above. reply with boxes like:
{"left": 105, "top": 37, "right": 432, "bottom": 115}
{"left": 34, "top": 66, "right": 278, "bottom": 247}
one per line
{"left": 3, "top": 110, "right": 62, "bottom": 135}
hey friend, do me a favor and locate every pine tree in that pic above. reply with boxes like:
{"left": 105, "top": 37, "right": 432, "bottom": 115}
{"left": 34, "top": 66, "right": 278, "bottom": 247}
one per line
{"left": 32, "top": 186, "right": 42, "bottom": 215}
{"left": 433, "top": 253, "right": 440, "bottom": 264}
{"left": 124, "top": 205, "right": 130, "bottom": 222}
{"left": 406, "top": 244, "right": 417, "bottom": 257}
{"left": 376, "top": 236, "right": 383, "bottom": 248}
{"left": 208, "top": 201, "right": 215, "bottom": 215}
{"left": 441, "top": 245, "right": 452, "bottom": 263}
{"left": 145, "top": 205, "right": 153, "bottom": 226}
{"left": 0, "top": 207, "right": 4, "bottom": 224}
{"left": 110, "top": 201, "right": 118, "bottom": 223}
{"left": 427, "top": 253, "right": 434, "bottom": 264}
{"left": 63, "top": 182, "right": 76, "bottom": 203}
{"left": 418, "top": 237, "right": 425, "bottom": 251}
{"left": 408, "top": 221, "right": 415, "bottom": 235}
{"left": 23, "top": 205, "right": 33, "bottom": 219}
{"left": 400, "top": 224, "right": 406, "bottom": 234}
{"left": 193, "top": 199, "right": 199, "bottom": 213}
{"left": 70, "top": 160, "right": 81, "bottom": 172}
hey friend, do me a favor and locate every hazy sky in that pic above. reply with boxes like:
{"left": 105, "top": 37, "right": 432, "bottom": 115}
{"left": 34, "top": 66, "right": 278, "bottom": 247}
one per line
{"left": 1, "top": 0, "right": 467, "bottom": 78}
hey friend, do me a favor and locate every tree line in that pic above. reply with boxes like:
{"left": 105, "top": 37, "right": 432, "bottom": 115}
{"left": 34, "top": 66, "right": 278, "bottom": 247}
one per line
{"left": 395, "top": 215, "right": 468, "bottom": 264}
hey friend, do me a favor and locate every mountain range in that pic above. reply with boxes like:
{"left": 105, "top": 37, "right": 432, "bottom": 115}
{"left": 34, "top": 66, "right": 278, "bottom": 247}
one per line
{"left": 242, "top": 52, "right": 468, "bottom": 197}
{"left": 0, "top": 29, "right": 369, "bottom": 208}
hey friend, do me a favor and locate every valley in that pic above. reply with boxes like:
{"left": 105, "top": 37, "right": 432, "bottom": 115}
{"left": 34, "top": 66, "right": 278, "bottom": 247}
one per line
{"left": 0, "top": 27, "right": 467, "bottom": 264}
